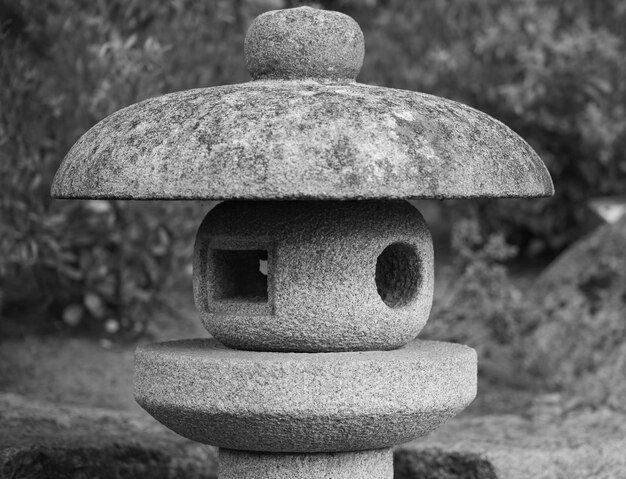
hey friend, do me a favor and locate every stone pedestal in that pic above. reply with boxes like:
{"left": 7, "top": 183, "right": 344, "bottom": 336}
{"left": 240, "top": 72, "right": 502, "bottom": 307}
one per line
{"left": 219, "top": 449, "right": 393, "bottom": 479}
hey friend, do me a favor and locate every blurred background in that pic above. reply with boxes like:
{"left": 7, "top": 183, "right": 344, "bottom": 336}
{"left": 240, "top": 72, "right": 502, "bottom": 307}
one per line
{"left": 1, "top": 0, "right": 625, "bottom": 455}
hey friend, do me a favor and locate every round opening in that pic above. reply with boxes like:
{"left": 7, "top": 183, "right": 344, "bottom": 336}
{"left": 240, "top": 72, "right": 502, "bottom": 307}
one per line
{"left": 375, "top": 242, "right": 422, "bottom": 308}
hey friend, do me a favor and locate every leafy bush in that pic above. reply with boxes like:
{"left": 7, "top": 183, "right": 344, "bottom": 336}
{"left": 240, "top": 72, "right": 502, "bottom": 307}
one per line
{"left": 358, "top": 0, "right": 626, "bottom": 254}
{"left": 2, "top": 0, "right": 625, "bottom": 334}
{"left": 0, "top": 0, "right": 248, "bottom": 334}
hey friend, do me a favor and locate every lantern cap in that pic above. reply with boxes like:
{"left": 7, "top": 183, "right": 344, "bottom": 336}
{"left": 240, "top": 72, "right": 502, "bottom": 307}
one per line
{"left": 52, "top": 7, "right": 553, "bottom": 200}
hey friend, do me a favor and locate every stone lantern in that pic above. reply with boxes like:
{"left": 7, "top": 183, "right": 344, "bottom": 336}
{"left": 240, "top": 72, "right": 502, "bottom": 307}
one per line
{"left": 51, "top": 7, "right": 553, "bottom": 478}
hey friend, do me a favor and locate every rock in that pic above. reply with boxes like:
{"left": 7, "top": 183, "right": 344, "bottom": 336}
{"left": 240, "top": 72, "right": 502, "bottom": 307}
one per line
{"left": 525, "top": 216, "right": 626, "bottom": 411}
{"left": 395, "top": 448, "right": 496, "bottom": 479}
{"left": 193, "top": 201, "right": 434, "bottom": 352}
{"left": 395, "top": 410, "right": 626, "bottom": 479}
{"left": 0, "top": 392, "right": 217, "bottom": 479}
{"left": 134, "top": 338, "right": 477, "bottom": 452}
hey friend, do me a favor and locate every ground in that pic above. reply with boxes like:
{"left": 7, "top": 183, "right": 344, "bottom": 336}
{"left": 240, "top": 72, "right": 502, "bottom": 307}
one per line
{"left": 0, "top": 288, "right": 205, "bottom": 411}
{"left": 1, "top": 234, "right": 625, "bottom": 478}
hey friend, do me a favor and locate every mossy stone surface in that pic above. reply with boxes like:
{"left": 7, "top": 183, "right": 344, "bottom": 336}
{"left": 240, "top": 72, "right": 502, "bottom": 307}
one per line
{"left": 52, "top": 79, "right": 553, "bottom": 200}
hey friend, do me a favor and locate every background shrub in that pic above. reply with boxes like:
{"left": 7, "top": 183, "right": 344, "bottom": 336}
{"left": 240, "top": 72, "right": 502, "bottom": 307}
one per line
{"left": 1, "top": 0, "right": 624, "bottom": 335}
{"left": 354, "top": 0, "right": 626, "bottom": 254}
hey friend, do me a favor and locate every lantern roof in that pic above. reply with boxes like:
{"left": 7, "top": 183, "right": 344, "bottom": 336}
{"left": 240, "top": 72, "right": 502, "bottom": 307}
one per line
{"left": 52, "top": 7, "right": 553, "bottom": 200}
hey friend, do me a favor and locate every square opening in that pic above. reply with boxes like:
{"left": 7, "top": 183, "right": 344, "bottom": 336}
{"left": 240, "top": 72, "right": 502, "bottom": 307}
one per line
{"left": 211, "top": 249, "right": 268, "bottom": 303}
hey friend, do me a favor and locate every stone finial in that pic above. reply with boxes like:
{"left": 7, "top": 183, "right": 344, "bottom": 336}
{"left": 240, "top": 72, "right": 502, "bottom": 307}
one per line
{"left": 244, "top": 6, "right": 364, "bottom": 81}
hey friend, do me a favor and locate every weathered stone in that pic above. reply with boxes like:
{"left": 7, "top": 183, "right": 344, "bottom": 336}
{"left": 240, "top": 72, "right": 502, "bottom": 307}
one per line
{"left": 245, "top": 7, "right": 364, "bottom": 81}
{"left": 219, "top": 448, "right": 392, "bottom": 479}
{"left": 193, "top": 201, "right": 433, "bottom": 352}
{"left": 51, "top": 80, "right": 553, "bottom": 201}
{"left": 525, "top": 216, "right": 626, "bottom": 412}
{"left": 134, "top": 338, "right": 477, "bottom": 452}
{"left": 51, "top": 5, "right": 552, "bottom": 202}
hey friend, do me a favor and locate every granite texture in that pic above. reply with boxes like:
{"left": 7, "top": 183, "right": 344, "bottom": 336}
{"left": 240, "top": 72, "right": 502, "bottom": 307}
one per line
{"left": 245, "top": 7, "right": 364, "bottom": 81}
{"left": 193, "top": 200, "right": 433, "bottom": 352}
{"left": 51, "top": 79, "right": 553, "bottom": 200}
{"left": 134, "top": 338, "right": 477, "bottom": 453}
{"left": 52, "top": 5, "right": 552, "bottom": 199}
{"left": 219, "top": 448, "right": 392, "bottom": 479}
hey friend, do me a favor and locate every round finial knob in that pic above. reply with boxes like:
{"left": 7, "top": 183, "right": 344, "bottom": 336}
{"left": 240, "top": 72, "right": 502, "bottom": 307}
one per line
{"left": 244, "top": 7, "right": 364, "bottom": 81}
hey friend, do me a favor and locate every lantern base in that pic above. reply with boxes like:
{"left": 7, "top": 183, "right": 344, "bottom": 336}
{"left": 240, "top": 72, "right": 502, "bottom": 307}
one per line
{"left": 219, "top": 448, "right": 392, "bottom": 479}
{"left": 134, "top": 338, "right": 477, "bottom": 452}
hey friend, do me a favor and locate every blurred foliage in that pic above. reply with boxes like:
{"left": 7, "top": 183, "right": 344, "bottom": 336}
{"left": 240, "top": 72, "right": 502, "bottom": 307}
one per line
{"left": 1, "top": 0, "right": 625, "bottom": 334}
{"left": 422, "top": 213, "right": 537, "bottom": 365}
{"left": 0, "top": 0, "right": 250, "bottom": 334}
{"left": 356, "top": 0, "right": 626, "bottom": 253}
{"left": 522, "top": 216, "right": 626, "bottom": 412}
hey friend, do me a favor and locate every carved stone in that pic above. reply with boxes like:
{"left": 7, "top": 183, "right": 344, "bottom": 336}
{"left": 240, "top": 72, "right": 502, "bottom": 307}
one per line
{"left": 52, "top": 6, "right": 553, "bottom": 478}
{"left": 193, "top": 201, "right": 433, "bottom": 352}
